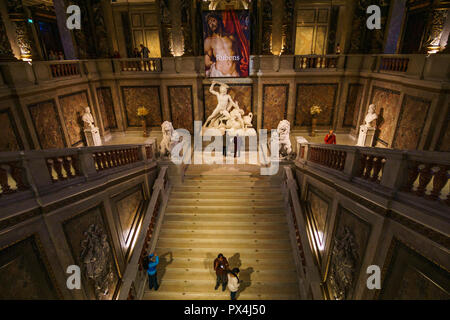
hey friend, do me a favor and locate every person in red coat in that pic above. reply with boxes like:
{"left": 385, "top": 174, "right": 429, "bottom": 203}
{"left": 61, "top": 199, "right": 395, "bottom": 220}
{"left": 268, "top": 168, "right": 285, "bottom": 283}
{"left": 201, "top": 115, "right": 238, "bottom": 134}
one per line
{"left": 324, "top": 130, "right": 336, "bottom": 144}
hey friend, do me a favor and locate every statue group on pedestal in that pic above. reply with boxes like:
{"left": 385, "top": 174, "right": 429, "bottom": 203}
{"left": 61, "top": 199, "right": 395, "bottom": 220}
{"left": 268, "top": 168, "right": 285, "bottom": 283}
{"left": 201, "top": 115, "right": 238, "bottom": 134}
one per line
{"left": 357, "top": 104, "right": 378, "bottom": 147}
{"left": 203, "top": 81, "right": 255, "bottom": 136}
{"left": 82, "top": 107, "right": 102, "bottom": 146}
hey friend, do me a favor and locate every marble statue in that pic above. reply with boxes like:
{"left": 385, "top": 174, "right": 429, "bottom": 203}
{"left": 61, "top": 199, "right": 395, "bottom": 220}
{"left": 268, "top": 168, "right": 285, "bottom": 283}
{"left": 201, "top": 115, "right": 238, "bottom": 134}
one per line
{"left": 82, "top": 107, "right": 95, "bottom": 129}
{"left": 160, "top": 121, "right": 180, "bottom": 158}
{"left": 357, "top": 104, "right": 378, "bottom": 147}
{"left": 273, "top": 120, "right": 292, "bottom": 159}
{"left": 203, "top": 81, "right": 256, "bottom": 136}
{"left": 82, "top": 107, "right": 102, "bottom": 146}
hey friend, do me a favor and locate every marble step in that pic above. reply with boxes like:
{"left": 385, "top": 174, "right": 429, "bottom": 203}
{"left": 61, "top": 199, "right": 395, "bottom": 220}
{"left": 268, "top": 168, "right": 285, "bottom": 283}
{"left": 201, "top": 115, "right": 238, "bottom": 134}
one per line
{"left": 160, "top": 220, "right": 289, "bottom": 230}
{"left": 180, "top": 175, "right": 280, "bottom": 181}
{"left": 164, "top": 213, "right": 288, "bottom": 222}
{"left": 144, "top": 280, "right": 300, "bottom": 297}
{"left": 172, "top": 186, "right": 283, "bottom": 193}
{"left": 154, "top": 248, "right": 295, "bottom": 260}
{"left": 156, "top": 238, "right": 292, "bottom": 250}
{"left": 147, "top": 257, "right": 296, "bottom": 270}
{"left": 142, "top": 291, "right": 299, "bottom": 300}
{"left": 165, "top": 206, "right": 286, "bottom": 214}
{"left": 172, "top": 181, "right": 275, "bottom": 187}
{"left": 169, "top": 191, "right": 284, "bottom": 200}
{"left": 156, "top": 268, "right": 299, "bottom": 283}
{"left": 159, "top": 225, "right": 290, "bottom": 235}
{"left": 167, "top": 199, "right": 284, "bottom": 206}
{"left": 158, "top": 229, "right": 290, "bottom": 241}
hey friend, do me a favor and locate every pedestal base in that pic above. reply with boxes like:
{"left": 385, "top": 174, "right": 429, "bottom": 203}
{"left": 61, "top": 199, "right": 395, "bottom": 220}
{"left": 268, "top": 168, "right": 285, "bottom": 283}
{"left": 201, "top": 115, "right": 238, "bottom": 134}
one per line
{"left": 84, "top": 127, "right": 102, "bottom": 146}
{"left": 357, "top": 125, "right": 375, "bottom": 147}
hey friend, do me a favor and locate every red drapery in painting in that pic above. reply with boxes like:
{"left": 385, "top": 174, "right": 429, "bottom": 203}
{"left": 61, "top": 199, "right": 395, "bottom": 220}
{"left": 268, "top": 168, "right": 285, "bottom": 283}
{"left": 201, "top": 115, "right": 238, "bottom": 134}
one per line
{"left": 222, "top": 11, "right": 249, "bottom": 77}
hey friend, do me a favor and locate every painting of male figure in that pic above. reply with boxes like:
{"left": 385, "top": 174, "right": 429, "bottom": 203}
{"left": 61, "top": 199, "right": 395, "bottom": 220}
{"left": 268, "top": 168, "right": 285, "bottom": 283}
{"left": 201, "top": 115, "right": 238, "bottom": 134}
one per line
{"left": 203, "top": 10, "right": 250, "bottom": 78}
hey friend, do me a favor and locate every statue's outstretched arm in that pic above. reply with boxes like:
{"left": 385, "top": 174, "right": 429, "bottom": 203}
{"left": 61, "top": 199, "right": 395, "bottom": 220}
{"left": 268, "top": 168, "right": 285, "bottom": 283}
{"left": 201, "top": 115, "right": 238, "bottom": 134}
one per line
{"left": 209, "top": 82, "right": 218, "bottom": 96}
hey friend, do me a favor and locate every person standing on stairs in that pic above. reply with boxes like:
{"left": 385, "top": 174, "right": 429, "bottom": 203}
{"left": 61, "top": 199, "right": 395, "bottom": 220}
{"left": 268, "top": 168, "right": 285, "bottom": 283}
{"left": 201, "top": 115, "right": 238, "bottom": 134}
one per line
{"left": 214, "top": 253, "right": 229, "bottom": 291}
{"left": 147, "top": 253, "right": 159, "bottom": 291}
{"left": 227, "top": 268, "right": 240, "bottom": 300}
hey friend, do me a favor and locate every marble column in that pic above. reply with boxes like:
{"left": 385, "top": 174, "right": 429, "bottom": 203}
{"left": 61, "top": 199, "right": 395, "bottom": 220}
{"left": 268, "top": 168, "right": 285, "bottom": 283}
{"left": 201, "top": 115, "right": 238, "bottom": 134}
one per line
{"left": 6, "top": 0, "right": 36, "bottom": 60}
{"left": 53, "top": 0, "right": 77, "bottom": 59}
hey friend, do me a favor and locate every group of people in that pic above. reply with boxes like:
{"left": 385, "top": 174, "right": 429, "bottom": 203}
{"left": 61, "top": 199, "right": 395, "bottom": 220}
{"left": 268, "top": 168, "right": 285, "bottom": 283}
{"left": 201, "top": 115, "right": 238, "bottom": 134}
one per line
{"left": 143, "top": 252, "right": 241, "bottom": 300}
{"left": 48, "top": 50, "right": 65, "bottom": 60}
{"left": 132, "top": 44, "right": 150, "bottom": 59}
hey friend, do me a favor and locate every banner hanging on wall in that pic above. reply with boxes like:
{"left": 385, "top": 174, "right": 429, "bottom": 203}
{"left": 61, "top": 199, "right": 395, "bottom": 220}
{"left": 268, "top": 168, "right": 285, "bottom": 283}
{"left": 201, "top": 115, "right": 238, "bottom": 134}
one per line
{"left": 202, "top": 10, "right": 250, "bottom": 78}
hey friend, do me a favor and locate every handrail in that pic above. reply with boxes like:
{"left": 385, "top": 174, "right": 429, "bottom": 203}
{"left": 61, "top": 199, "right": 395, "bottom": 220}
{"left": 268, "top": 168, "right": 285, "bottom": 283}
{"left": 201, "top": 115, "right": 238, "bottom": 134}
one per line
{"left": 296, "top": 141, "right": 450, "bottom": 208}
{"left": 0, "top": 142, "right": 156, "bottom": 202}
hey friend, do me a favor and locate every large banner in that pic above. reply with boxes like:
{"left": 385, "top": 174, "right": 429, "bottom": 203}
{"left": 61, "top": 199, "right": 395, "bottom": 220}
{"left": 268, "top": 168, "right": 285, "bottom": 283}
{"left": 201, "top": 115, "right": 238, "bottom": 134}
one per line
{"left": 202, "top": 10, "right": 250, "bottom": 78}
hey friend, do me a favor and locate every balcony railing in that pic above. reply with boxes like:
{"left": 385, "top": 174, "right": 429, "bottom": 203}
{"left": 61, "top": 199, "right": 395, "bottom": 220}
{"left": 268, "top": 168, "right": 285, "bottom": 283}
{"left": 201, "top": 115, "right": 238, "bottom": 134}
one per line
{"left": 294, "top": 54, "right": 339, "bottom": 71}
{"left": 118, "top": 58, "right": 162, "bottom": 72}
{"left": 0, "top": 142, "right": 156, "bottom": 202}
{"left": 296, "top": 141, "right": 450, "bottom": 208}
{"left": 49, "top": 61, "right": 81, "bottom": 78}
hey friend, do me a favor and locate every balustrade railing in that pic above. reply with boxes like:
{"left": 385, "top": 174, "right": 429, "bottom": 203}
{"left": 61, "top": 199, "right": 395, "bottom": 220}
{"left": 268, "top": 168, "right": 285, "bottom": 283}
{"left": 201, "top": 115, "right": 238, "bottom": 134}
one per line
{"left": 379, "top": 56, "right": 409, "bottom": 73}
{"left": 0, "top": 143, "right": 155, "bottom": 200}
{"left": 49, "top": 61, "right": 81, "bottom": 78}
{"left": 297, "top": 141, "right": 449, "bottom": 207}
{"left": 119, "top": 58, "right": 161, "bottom": 72}
{"left": 0, "top": 160, "right": 29, "bottom": 196}
{"left": 295, "top": 55, "right": 339, "bottom": 70}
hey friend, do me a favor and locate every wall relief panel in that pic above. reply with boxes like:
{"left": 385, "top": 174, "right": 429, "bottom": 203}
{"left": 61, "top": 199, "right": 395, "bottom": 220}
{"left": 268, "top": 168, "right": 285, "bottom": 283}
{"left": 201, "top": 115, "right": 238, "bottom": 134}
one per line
{"left": 295, "top": 84, "right": 337, "bottom": 127}
{"left": 121, "top": 86, "right": 162, "bottom": 127}
{"left": 59, "top": 91, "right": 90, "bottom": 147}
{"left": 325, "top": 206, "right": 371, "bottom": 300}
{"left": 96, "top": 87, "right": 117, "bottom": 131}
{"left": 169, "top": 86, "right": 194, "bottom": 133}
{"left": 63, "top": 205, "right": 120, "bottom": 300}
{"left": 343, "top": 84, "right": 363, "bottom": 128}
{"left": 0, "top": 235, "right": 60, "bottom": 299}
{"left": 392, "top": 95, "right": 430, "bottom": 150}
{"left": 28, "top": 100, "right": 66, "bottom": 149}
{"left": 0, "top": 108, "right": 23, "bottom": 151}
{"left": 369, "top": 87, "right": 401, "bottom": 147}
{"left": 379, "top": 239, "right": 449, "bottom": 299}
{"left": 262, "top": 84, "right": 288, "bottom": 130}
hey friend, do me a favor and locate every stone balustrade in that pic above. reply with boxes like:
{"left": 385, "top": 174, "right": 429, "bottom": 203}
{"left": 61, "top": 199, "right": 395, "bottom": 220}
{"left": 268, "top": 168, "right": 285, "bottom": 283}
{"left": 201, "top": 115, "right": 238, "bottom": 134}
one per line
{"left": 48, "top": 61, "right": 81, "bottom": 78}
{"left": 0, "top": 143, "right": 155, "bottom": 202}
{"left": 294, "top": 54, "right": 340, "bottom": 70}
{"left": 117, "top": 58, "right": 162, "bottom": 72}
{"left": 297, "top": 141, "right": 450, "bottom": 207}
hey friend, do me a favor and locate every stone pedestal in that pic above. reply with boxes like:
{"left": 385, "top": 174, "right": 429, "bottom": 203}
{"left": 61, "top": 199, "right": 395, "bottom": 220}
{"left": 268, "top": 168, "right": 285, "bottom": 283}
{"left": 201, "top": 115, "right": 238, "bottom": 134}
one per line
{"left": 84, "top": 127, "right": 102, "bottom": 146}
{"left": 357, "top": 125, "right": 375, "bottom": 147}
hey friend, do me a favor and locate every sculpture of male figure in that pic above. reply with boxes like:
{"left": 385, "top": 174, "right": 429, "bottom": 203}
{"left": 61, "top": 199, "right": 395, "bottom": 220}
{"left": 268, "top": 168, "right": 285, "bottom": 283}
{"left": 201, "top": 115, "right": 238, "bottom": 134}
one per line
{"left": 82, "top": 107, "right": 95, "bottom": 130}
{"left": 364, "top": 104, "right": 378, "bottom": 127}
{"left": 204, "top": 81, "right": 240, "bottom": 129}
{"left": 204, "top": 12, "right": 239, "bottom": 77}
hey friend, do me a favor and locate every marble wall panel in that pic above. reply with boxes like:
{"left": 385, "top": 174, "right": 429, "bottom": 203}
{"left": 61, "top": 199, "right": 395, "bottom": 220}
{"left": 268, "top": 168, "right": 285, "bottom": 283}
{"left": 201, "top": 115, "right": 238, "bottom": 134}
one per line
{"left": 295, "top": 84, "right": 337, "bottom": 127}
{"left": 63, "top": 205, "right": 120, "bottom": 300}
{"left": 306, "top": 185, "right": 331, "bottom": 270}
{"left": 28, "top": 100, "right": 66, "bottom": 149}
{"left": 262, "top": 84, "right": 288, "bottom": 130}
{"left": 324, "top": 206, "right": 371, "bottom": 300}
{"left": 369, "top": 87, "right": 401, "bottom": 147}
{"left": 0, "top": 108, "right": 23, "bottom": 151}
{"left": 379, "top": 239, "right": 449, "bottom": 299}
{"left": 113, "top": 185, "right": 145, "bottom": 259}
{"left": 343, "top": 84, "right": 363, "bottom": 128}
{"left": 437, "top": 104, "right": 450, "bottom": 152}
{"left": 0, "top": 235, "right": 60, "bottom": 299}
{"left": 203, "top": 84, "right": 253, "bottom": 124}
{"left": 121, "top": 86, "right": 162, "bottom": 127}
{"left": 96, "top": 87, "right": 117, "bottom": 131}
{"left": 59, "top": 91, "right": 90, "bottom": 147}
{"left": 168, "top": 86, "right": 194, "bottom": 133}
{"left": 392, "top": 95, "right": 430, "bottom": 150}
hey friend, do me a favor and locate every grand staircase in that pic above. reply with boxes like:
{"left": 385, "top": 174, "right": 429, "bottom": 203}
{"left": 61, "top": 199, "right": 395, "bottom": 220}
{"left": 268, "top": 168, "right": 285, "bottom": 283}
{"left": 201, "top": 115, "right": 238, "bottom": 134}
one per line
{"left": 143, "top": 164, "right": 301, "bottom": 300}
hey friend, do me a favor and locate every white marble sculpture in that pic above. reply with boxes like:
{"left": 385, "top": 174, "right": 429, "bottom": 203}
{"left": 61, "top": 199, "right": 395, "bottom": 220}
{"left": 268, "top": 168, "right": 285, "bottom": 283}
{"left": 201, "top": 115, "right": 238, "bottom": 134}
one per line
{"left": 357, "top": 104, "right": 378, "bottom": 147}
{"left": 273, "top": 120, "right": 292, "bottom": 159}
{"left": 82, "top": 107, "right": 102, "bottom": 146}
{"left": 203, "top": 81, "right": 256, "bottom": 136}
{"left": 159, "top": 121, "right": 180, "bottom": 158}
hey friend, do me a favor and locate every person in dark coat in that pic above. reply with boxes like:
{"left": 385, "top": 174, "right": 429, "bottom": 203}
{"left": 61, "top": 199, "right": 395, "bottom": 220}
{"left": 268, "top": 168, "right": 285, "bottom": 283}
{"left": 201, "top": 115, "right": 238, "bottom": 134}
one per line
{"left": 213, "top": 253, "right": 229, "bottom": 291}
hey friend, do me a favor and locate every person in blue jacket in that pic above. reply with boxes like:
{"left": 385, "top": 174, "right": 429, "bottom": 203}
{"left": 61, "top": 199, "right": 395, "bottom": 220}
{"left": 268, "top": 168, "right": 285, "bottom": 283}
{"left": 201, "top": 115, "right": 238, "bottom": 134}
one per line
{"left": 147, "top": 253, "right": 159, "bottom": 290}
